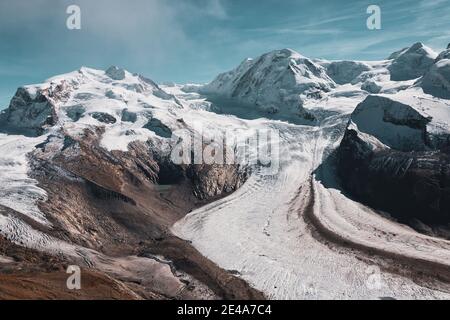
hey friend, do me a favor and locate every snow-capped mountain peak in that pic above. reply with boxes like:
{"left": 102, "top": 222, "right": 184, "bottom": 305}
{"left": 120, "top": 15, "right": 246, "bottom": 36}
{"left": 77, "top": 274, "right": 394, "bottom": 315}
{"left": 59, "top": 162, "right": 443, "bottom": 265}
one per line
{"left": 200, "top": 48, "right": 335, "bottom": 120}
{"left": 388, "top": 42, "right": 438, "bottom": 81}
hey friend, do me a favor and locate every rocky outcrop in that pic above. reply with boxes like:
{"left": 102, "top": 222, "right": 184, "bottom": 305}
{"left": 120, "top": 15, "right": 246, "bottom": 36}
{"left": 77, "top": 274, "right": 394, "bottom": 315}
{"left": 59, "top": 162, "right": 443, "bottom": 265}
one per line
{"left": 187, "top": 164, "right": 249, "bottom": 200}
{"left": 90, "top": 112, "right": 117, "bottom": 124}
{"left": 361, "top": 79, "right": 382, "bottom": 93}
{"left": 0, "top": 87, "right": 58, "bottom": 136}
{"left": 105, "top": 66, "right": 126, "bottom": 80}
{"left": 388, "top": 47, "right": 409, "bottom": 60}
{"left": 325, "top": 60, "right": 371, "bottom": 85}
{"left": 0, "top": 66, "right": 257, "bottom": 299}
{"left": 435, "top": 48, "right": 450, "bottom": 62}
{"left": 201, "top": 48, "right": 335, "bottom": 119}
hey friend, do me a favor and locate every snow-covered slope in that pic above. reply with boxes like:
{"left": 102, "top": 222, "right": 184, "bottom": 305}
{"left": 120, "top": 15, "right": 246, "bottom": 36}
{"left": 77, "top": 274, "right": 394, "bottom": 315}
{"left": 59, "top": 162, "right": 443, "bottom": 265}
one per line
{"left": 388, "top": 42, "right": 437, "bottom": 81}
{"left": 336, "top": 86, "right": 450, "bottom": 228}
{"left": 0, "top": 66, "right": 264, "bottom": 299}
{"left": 419, "top": 48, "right": 450, "bottom": 99}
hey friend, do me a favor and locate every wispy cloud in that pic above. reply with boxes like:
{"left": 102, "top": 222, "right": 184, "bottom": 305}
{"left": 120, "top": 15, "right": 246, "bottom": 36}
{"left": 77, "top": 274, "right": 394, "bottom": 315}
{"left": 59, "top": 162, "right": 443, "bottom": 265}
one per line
{"left": 0, "top": 0, "right": 449, "bottom": 86}
{"left": 203, "top": 0, "right": 228, "bottom": 19}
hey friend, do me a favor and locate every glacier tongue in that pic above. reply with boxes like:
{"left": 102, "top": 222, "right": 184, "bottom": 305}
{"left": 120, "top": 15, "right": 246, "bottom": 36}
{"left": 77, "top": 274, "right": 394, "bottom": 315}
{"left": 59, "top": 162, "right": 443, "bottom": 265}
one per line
{"left": 0, "top": 133, "right": 49, "bottom": 225}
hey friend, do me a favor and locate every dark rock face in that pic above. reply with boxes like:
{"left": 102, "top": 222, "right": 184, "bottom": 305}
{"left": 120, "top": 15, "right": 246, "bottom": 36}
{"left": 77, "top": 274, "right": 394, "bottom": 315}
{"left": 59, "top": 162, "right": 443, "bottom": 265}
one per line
{"left": 89, "top": 112, "right": 117, "bottom": 124}
{"left": 435, "top": 49, "right": 450, "bottom": 62}
{"left": 337, "top": 128, "right": 450, "bottom": 227}
{"left": 66, "top": 105, "right": 86, "bottom": 121}
{"left": 388, "top": 47, "right": 409, "bottom": 60}
{"left": 0, "top": 87, "right": 57, "bottom": 136}
{"left": 143, "top": 117, "right": 172, "bottom": 138}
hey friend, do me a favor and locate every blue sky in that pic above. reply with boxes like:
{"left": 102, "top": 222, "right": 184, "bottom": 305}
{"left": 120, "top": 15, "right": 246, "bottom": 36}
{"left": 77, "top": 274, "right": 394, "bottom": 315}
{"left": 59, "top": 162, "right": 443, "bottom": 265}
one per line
{"left": 1, "top": 0, "right": 449, "bottom": 107}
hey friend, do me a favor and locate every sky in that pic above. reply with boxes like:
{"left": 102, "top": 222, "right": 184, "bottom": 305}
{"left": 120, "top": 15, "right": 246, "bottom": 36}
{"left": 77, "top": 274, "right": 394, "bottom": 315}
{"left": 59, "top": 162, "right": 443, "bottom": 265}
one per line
{"left": 1, "top": 0, "right": 449, "bottom": 107}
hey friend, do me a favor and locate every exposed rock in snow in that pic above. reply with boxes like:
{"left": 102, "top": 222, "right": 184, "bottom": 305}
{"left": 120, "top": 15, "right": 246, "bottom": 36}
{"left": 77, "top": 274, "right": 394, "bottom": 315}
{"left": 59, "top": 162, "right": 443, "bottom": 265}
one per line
{"left": 323, "top": 60, "right": 371, "bottom": 85}
{"left": 105, "top": 66, "right": 126, "bottom": 80}
{"left": 361, "top": 79, "right": 382, "bottom": 93}
{"left": 201, "top": 49, "right": 335, "bottom": 119}
{"left": 90, "top": 111, "right": 117, "bottom": 124}
{"left": 0, "top": 87, "right": 59, "bottom": 136}
{"left": 388, "top": 42, "right": 437, "bottom": 81}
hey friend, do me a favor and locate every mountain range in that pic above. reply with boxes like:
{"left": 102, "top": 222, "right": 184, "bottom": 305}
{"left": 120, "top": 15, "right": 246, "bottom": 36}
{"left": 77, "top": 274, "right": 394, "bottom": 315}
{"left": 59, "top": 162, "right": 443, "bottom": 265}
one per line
{"left": 0, "top": 42, "right": 449, "bottom": 299}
